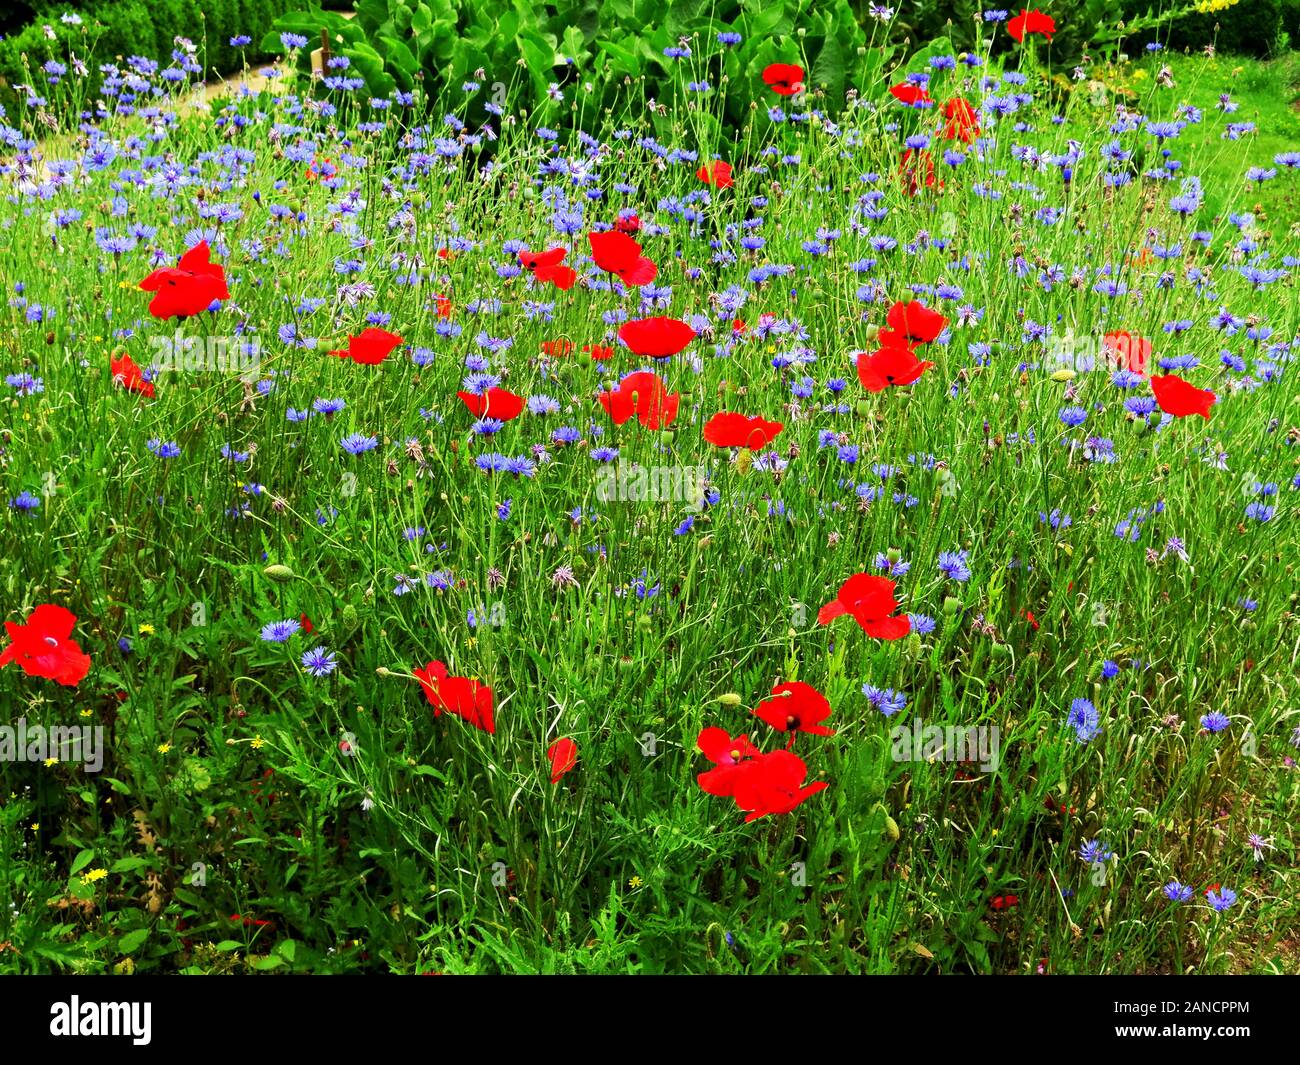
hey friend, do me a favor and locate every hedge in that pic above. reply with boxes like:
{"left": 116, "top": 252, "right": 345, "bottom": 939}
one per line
{"left": 0, "top": 0, "right": 301, "bottom": 117}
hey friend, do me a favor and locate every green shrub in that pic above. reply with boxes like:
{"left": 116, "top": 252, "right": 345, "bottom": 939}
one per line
{"left": 0, "top": 0, "right": 298, "bottom": 118}
{"left": 1127, "top": 0, "right": 1284, "bottom": 57}
{"left": 1280, "top": 0, "right": 1300, "bottom": 42}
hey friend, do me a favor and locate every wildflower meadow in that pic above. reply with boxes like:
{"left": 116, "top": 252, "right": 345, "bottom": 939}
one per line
{"left": 1, "top": 2, "right": 1299, "bottom": 986}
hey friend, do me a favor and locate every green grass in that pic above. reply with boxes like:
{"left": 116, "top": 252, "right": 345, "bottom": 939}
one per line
{"left": 0, "top": 39, "right": 1297, "bottom": 975}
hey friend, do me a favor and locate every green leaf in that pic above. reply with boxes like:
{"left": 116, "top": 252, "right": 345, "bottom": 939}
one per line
{"left": 215, "top": 940, "right": 244, "bottom": 951}
{"left": 118, "top": 928, "right": 150, "bottom": 954}
{"left": 70, "top": 849, "right": 95, "bottom": 875}
{"left": 252, "top": 954, "right": 285, "bottom": 970}
{"left": 810, "top": 34, "right": 846, "bottom": 104}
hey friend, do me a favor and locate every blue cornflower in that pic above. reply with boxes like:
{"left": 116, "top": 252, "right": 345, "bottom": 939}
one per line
{"left": 1079, "top": 839, "right": 1114, "bottom": 865}
{"left": 862, "top": 685, "right": 908, "bottom": 717}
{"left": 260, "top": 619, "right": 301, "bottom": 643}
{"left": 1066, "top": 698, "right": 1101, "bottom": 743}
{"left": 340, "top": 433, "right": 378, "bottom": 455}
{"left": 937, "top": 550, "right": 971, "bottom": 582}
{"left": 301, "top": 646, "right": 338, "bottom": 677}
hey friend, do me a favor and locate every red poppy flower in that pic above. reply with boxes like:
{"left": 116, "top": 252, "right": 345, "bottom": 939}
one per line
{"left": 1151, "top": 374, "right": 1216, "bottom": 419}
{"left": 702, "top": 411, "right": 785, "bottom": 450}
{"left": 414, "top": 660, "right": 495, "bottom": 734}
{"left": 0, "top": 604, "right": 92, "bottom": 687}
{"left": 329, "top": 327, "right": 404, "bottom": 365}
{"left": 731, "top": 750, "right": 828, "bottom": 823}
{"left": 109, "top": 353, "right": 155, "bottom": 398}
{"left": 138, "top": 240, "right": 231, "bottom": 319}
{"left": 697, "top": 160, "right": 733, "bottom": 189}
{"left": 856, "top": 346, "right": 935, "bottom": 392}
{"left": 519, "top": 246, "right": 577, "bottom": 291}
{"left": 618, "top": 316, "right": 696, "bottom": 359}
{"left": 732, "top": 318, "right": 747, "bottom": 335}
{"left": 880, "top": 299, "right": 949, "bottom": 346}
{"left": 615, "top": 213, "right": 641, "bottom": 234}
{"left": 899, "top": 148, "right": 941, "bottom": 195}
{"left": 942, "top": 96, "right": 980, "bottom": 142}
{"left": 698, "top": 727, "right": 760, "bottom": 766}
{"left": 305, "top": 156, "right": 336, "bottom": 181}
{"left": 818, "top": 573, "right": 910, "bottom": 639}
{"left": 583, "top": 343, "right": 614, "bottom": 361}
{"left": 547, "top": 738, "right": 578, "bottom": 783}
{"left": 1102, "top": 331, "right": 1151, "bottom": 374}
{"left": 752, "top": 681, "right": 835, "bottom": 739}
{"left": 300, "top": 614, "right": 314, "bottom": 635}
{"left": 457, "top": 387, "right": 526, "bottom": 421}
{"left": 588, "top": 230, "right": 657, "bottom": 286}
{"left": 889, "top": 82, "right": 932, "bottom": 107}
{"left": 1007, "top": 9, "right": 1056, "bottom": 42}
{"left": 989, "top": 894, "right": 1019, "bottom": 911}
{"left": 597, "top": 371, "right": 679, "bottom": 430}
{"left": 230, "top": 914, "right": 275, "bottom": 928}
{"left": 435, "top": 293, "right": 453, "bottom": 319}
{"left": 762, "top": 63, "right": 805, "bottom": 96}
{"left": 696, "top": 727, "right": 761, "bottom": 798}
{"left": 541, "top": 338, "right": 575, "bottom": 357}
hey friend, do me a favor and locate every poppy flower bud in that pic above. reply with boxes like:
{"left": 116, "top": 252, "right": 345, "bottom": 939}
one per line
{"left": 886, "top": 547, "right": 902, "bottom": 564}
{"left": 990, "top": 642, "right": 1011, "bottom": 659}
{"left": 855, "top": 399, "right": 872, "bottom": 418}
{"left": 735, "top": 450, "right": 753, "bottom": 474}
{"left": 1050, "top": 369, "right": 1076, "bottom": 382}
{"left": 863, "top": 323, "right": 880, "bottom": 342}
{"left": 376, "top": 666, "right": 393, "bottom": 677}
{"left": 717, "top": 692, "right": 743, "bottom": 706}
{"left": 905, "top": 632, "right": 922, "bottom": 659}
{"left": 263, "top": 564, "right": 295, "bottom": 582}
{"left": 942, "top": 596, "right": 962, "bottom": 616}
{"left": 883, "top": 814, "right": 900, "bottom": 841}
{"left": 341, "top": 603, "right": 359, "bottom": 630}
{"left": 660, "top": 430, "right": 675, "bottom": 446}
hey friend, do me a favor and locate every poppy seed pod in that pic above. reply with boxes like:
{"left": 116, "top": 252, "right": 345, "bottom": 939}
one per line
{"left": 942, "top": 596, "right": 963, "bottom": 616}
{"left": 263, "top": 564, "right": 295, "bottom": 582}
{"left": 717, "top": 693, "right": 743, "bottom": 706}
